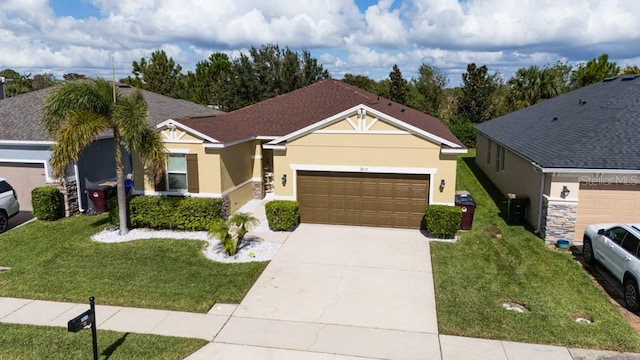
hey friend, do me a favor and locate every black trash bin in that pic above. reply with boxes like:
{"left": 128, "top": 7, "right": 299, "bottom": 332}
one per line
{"left": 455, "top": 192, "right": 476, "bottom": 230}
{"left": 85, "top": 185, "right": 115, "bottom": 214}
{"left": 507, "top": 196, "right": 529, "bottom": 225}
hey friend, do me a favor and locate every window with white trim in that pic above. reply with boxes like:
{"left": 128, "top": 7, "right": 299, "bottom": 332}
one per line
{"left": 167, "top": 153, "right": 187, "bottom": 190}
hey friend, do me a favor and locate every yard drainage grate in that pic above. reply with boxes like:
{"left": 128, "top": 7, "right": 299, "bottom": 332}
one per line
{"left": 502, "top": 301, "right": 529, "bottom": 313}
{"left": 0, "top": 266, "right": 11, "bottom": 273}
{"left": 573, "top": 313, "right": 593, "bottom": 324}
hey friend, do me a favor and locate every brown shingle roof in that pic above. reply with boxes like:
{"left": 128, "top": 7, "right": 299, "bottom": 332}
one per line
{"left": 174, "top": 80, "right": 464, "bottom": 148}
{"left": 0, "top": 84, "right": 222, "bottom": 142}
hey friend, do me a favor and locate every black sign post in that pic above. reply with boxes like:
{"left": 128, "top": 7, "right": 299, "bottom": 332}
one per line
{"left": 67, "top": 296, "right": 98, "bottom": 360}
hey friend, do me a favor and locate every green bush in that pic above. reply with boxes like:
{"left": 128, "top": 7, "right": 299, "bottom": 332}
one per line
{"left": 31, "top": 186, "right": 64, "bottom": 221}
{"left": 265, "top": 200, "right": 299, "bottom": 231}
{"left": 123, "top": 196, "right": 223, "bottom": 231}
{"left": 425, "top": 205, "right": 462, "bottom": 238}
{"left": 448, "top": 120, "right": 476, "bottom": 147}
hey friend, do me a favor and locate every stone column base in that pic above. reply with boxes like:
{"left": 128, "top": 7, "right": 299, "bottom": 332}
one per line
{"left": 541, "top": 196, "right": 577, "bottom": 245}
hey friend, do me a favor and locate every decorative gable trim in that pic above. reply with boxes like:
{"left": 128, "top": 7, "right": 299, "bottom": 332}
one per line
{"left": 156, "top": 119, "right": 220, "bottom": 144}
{"left": 266, "top": 104, "right": 462, "bottom": 148}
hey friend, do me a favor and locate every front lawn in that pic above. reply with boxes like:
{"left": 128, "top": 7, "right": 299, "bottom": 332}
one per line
{"left": 431, "top": 150, "right": 640, "bottom": 351}
{"left": 0, "top": 323, "right": 206, "bottom": 359}
{"left": 0, "top": 215, "right": 267, "bottom": 312}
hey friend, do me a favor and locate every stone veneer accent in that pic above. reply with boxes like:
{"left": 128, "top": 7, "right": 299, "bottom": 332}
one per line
{"left": 56, "top": 178, "right": 80, "bottom": 217}
{"left": 221, "top": 195, "right": 231, "bottom": 218}
{"left": 540, "top": 196, "right": 577, "bottom": 245}
{"left": 252, "top": 180, "right": 265, "bottom": 199}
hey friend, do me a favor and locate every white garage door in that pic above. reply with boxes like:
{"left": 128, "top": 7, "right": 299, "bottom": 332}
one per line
{"left": 0, "top": 162, "right": 48, "bottom": 211}
{"left": 575, "top": 184, "right": 640, "bottom": 242}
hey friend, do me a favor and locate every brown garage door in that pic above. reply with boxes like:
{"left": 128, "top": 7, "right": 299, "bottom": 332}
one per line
{"left": 0, "top": 162, "right": 48, "bottom": 211}
{"left": 297, "top": 171, "right": 429, "bottom": 229}
{"left": 575, "top": 184, "right": 640, "bottom": 242}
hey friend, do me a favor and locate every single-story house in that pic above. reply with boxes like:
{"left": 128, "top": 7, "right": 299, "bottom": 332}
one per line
{"left": 133, "top": 79, "right": 466, "bottom": 229}
{"left": 0, "top": 84, "right": 221, "bottom": 213}
{"left": 475, "top": 75, "right": 640, "bottom": 244}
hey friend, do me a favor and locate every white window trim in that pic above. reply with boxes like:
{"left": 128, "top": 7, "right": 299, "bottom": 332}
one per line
{"left": 167, "top": 153, "right": 188, "bottom": 191}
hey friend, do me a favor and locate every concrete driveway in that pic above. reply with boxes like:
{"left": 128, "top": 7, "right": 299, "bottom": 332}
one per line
{"left": 195, "top": 224, "right": 440, "bottom": 360}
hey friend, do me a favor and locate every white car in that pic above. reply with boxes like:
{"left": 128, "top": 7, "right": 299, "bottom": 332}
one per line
{"left": 583, "top": 223, "right": 640, "bottom": 312}
{"left": 0, "top": 178, "right": 19, "bottom": 233}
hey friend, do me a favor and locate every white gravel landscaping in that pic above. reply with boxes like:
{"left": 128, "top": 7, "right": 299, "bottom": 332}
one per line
{"left": 91, "top": 227, "right": 280, "bottom": 263}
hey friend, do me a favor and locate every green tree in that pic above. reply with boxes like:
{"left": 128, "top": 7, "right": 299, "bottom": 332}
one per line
{"left": 408, "top": 64, "right": 448, "bottom": 117}
{"left": 0, "top": 69, "right": 32, "bottom": 97}
{"left": 389, "top": 64, "right": 407, "bottom": 104}
{"left": 122, "top": 50, "right": 184, "bottom": 98}
{"left": 455, "top": 63, "right": 501, "bottom": 124}
{"left": 341, "top": 73, "right": 377, "bottom": 93}
{"left": 184, "top": 52, "right": 231, "bottom": 106}
{"left": 622, "top": 65, "right": 640, "bottom": 75}
{"left": 208, "top": 212, "right": 259, "bottom": 256}
{"left": 507, "top": 62, "right": 570, "bottom": 110}
{"left": 31, "top": 73, "right": 57, "bottom": 90}
{"left": 218, "top": 44, "right": 330, "bottom": 111}
{"left": 42, "top": 79, "right": 166, "bottom": 235}
{"left": 63, "top": 73, "right": 87, "bottom": 81}
{"left": 570, "top": 53, "right": 620, "bottom": 89}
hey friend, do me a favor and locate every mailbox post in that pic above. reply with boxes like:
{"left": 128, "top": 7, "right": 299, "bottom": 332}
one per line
{"left": 67, "top": 296, "right": 98, "bottom": 360}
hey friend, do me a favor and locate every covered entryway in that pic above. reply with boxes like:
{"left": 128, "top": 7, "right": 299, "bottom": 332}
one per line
{"left": 0, "top": 162, "right": 48, "bottom": 211}
{"left": 297, "top": 171, "right": 429, "bottom": 229}
{"left": 576, "top": 184, "right": 640, "bottom": 240}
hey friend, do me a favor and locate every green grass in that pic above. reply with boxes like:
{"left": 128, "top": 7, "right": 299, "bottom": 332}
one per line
{"left": 431, "top": 150, "right": 640, "bottom": 351}
{"left": 0, "top": 215, "right": 267, "bottom": 312}
{"left": 0, "top": 323, "right": 206, "bottom": 359}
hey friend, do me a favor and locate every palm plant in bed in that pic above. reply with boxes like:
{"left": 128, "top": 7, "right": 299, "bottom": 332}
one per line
{"left": 209, "top": 212, "right": 259, "bottom": 256}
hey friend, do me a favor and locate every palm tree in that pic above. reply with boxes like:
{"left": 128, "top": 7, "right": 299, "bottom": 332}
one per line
{"left": 42, "top": 78, "right": 166, "bottom": 235}
{"left": 229, "top": 212, "right": 259, "bottom": 246}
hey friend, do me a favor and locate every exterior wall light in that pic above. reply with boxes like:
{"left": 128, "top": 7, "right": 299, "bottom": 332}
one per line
{"left": 439, "top": 179, "right": 445, "bottom": 192}
{"left": 561, "top": 185, "right": 570, "bottom": 198}
{"left": 281, "top": 174, "right": 287, "bottom": 187}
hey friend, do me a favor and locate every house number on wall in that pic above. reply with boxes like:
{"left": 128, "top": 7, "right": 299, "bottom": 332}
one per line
{"left": 360, "top": 167, "right": 369, "bottom": 172}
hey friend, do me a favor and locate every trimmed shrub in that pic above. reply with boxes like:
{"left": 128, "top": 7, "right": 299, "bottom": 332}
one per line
{"left": 448, "top": 120, "right": 476, "bottom": 148}
{"left": 108, "top": 195, "right": 223, "bottom": 231}
{"left": 31, "top": 186, "right": 64, "bottom": 221}
{"left": 265, "top": 200, "right": 299, "bottom": 231}
{"left": 425, "top": 205, "right": 462, "bottom": 238}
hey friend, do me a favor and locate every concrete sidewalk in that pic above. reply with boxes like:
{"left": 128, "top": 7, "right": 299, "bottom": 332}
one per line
{"left": 2, "top": 296, "right": 639, "bottom": 359}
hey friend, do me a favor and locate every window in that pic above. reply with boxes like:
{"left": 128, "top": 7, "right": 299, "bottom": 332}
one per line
{"left": 605, "top": 227, "right": 628, "bottom": 246}
{"left": 167, "top": 153, "right": 187, "bottom": 191}
{"left": 621, "top": 234, "right": 640, "bottom": 257}
{"left": 495, "top": 145, "right": 505, "bottom": 172}
{"left": 487, "top": 139, "right": 492, "bottom": 164}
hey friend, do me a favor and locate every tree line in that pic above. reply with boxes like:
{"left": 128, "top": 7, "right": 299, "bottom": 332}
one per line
{"left": 1, "top": 47, "right": 636, "bottom": 146}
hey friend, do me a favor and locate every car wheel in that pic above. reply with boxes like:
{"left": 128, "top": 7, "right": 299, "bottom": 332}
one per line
{"left": 624, "top": 278, "right": 640, "bottom": 313}
{"left": 0, "top": 212, "right": 7, "bottom": 233}
{"left": 583, "top": 238, "right": 596, "bottom": 265}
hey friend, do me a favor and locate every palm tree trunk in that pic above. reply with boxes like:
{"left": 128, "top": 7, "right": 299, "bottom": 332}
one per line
{"left": 113, "top": 130, "right": 129, "bottom": 235}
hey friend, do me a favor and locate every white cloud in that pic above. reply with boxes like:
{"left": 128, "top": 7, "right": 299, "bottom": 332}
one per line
{"left": 0, "top": 0, "right": 639, "bottom": 85}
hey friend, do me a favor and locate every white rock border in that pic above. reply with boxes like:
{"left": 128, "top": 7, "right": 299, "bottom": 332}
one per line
{"left": 91, "top": 227, "right": 279, "bottom": 263}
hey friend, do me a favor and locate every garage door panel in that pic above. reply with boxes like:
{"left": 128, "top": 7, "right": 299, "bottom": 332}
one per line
{"left": 0, "top": 162, "right": 48, "bottom": 211}
{"left": 297, "top": 171, "right": 429, "bottom": 229}
{"left": 576, "top": 184, "right": 640, "bottom": 242}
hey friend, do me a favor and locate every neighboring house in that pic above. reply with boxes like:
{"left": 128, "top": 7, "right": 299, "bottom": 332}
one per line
{"left": 0, "top": 84, "right": 221, "bottom": 213}
{"left": 133, "top": 79, "right": 466, "bottom": 229}
{"left": 475, "top": 75, "right": 640, "bottom": 244}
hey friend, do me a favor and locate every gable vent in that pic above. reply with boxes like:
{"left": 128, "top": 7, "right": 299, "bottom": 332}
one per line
{"left": 621, "top": 74, "right": 640, "bottom": 81}
{"left": 603, "top": 76, "right": 618, "bottom": 82}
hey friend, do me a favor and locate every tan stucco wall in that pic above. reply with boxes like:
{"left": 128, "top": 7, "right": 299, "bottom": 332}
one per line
{"left": 226, "top": 181, "right": 255, "bottom": 214}
{"left": 475, "top": 133, "right": 544, "bottom": 227}
{"left": 273, "top": 118, "right": 458, "bottom": 205}
{"left": 135, "top": 130, "right": 222, "bottom": 194}
{"left": 220, "top": 141, "right": 255, "bottom": 192}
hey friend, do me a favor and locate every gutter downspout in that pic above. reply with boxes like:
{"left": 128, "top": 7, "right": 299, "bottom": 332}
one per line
{"left": 532, "top": 162, "right": 545, "bottom": 235}
{"left": 74, "top": 163, "right": 84, "bottom": 213}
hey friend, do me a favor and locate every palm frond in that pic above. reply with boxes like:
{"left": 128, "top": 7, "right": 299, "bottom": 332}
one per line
{"left": 114, "top": 89, "right": 149, "bottom": 147}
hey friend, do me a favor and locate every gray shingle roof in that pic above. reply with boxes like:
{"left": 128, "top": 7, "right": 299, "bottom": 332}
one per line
{"left": 0, "top": 84, "right": 222, "bottom": 142}
{"left": 475, "top": 76, "right": 640, "bottom": 170}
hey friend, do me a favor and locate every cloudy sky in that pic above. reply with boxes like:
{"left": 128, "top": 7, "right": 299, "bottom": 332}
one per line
{"left": 1, "top": 0, "right": 640, "bottom": 86}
